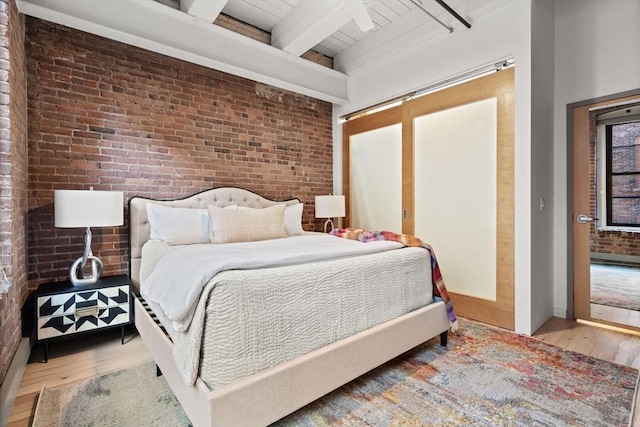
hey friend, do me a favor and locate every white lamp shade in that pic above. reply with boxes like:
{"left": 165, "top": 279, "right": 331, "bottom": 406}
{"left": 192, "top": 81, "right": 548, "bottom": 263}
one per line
{"left": 315, "top": 195, "right": 345, "bottom": 219}
{"left": 55, "top": 190, "right": 124, "bottom": 228}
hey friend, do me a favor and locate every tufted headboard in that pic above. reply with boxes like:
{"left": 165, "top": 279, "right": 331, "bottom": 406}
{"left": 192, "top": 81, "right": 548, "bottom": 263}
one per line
{"left": 128, "top": 187, "right": 300, "bottom": 292}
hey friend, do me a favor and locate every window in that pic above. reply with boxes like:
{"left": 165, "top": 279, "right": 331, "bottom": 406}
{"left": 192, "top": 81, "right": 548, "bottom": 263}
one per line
{"left": 605, "top": 121, "right": 640, "bottom": 227}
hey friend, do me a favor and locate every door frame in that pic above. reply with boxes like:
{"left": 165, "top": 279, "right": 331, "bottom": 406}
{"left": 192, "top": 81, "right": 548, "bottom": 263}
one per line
{"left": 567, "top": 89, "right": 640, "bottom": 321}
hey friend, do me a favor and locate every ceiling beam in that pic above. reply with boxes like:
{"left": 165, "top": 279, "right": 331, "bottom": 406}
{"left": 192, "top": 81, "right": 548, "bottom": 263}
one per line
{"left": 180, "top": 0, "right": 228, "bottom": 23}
{"left": 272, "top": 0, "right": 349, "bottom": 56}
{"left": 272, "top": 0, "right": 373, "bottom": 56}
{"left": 17, "top": 0, "right": 349, "bottom": 104}
{"left": 344, "top": 0, "right": 374, "bottom": 32}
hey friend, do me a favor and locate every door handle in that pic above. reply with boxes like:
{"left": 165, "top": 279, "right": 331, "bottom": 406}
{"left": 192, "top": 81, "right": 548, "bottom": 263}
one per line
{"left": 576, "top": 214, "right": 598, "bottom": 224}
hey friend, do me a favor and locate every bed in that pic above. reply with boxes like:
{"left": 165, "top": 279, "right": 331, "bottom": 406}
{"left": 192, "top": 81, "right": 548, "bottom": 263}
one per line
{"left": 129, "top": 187, "right": 454, "bottom": 427}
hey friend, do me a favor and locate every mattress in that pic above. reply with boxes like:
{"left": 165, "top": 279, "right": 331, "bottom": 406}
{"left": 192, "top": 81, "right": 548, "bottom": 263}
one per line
{"left": 140, "top": 236, "right": 434, "bottom": 391}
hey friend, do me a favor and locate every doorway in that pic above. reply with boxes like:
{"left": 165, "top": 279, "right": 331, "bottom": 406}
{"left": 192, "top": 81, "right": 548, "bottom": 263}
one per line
{"left": 571, "top": 90, "right": 640, "bottom": 331}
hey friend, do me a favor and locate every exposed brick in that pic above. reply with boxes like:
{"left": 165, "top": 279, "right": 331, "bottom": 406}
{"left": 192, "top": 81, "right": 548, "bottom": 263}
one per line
{"left": 26, "top": 17, "right": 333, "bottom": 289}
{"left": 0, "top": 8, "right": 336, "bottom": 385}
{"left": 0, "top": 0, "right": 27, "bottom": 386}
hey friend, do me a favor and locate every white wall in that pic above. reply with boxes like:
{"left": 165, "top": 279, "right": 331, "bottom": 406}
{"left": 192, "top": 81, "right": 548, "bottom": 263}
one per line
{"left": 552, "top": 0, "right": 640, "bottom": 318}
{"left": 529, "top": 0, "right": 556, "bottom": 332}
{"left": 334, "top": 1, "right": 538, "bottom": 334}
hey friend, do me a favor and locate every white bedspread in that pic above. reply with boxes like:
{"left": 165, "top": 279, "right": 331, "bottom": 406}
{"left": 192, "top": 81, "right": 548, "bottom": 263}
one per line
{"left": 141, "top": 234, "right": 403, "bottom": 332}
{"left": 144, "top": 243, "right": 433, "bottom": 388}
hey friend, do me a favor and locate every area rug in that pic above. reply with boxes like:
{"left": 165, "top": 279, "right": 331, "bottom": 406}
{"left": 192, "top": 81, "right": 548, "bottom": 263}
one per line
{"left": 33, "top": 362, "right": 190, "bottom": 427}
{"left": 34, "top": 320, "right": 638, "bottom": 427}
{"left": 591, "top": 263, "right": 640, "bottom": 311}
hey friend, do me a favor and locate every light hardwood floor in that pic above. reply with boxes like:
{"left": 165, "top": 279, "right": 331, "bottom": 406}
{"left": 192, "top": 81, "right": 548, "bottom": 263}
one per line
{"left": 592, "top": 303, "right": 640, "bottom": 329}
{"left": 7, "top": 326, "right": 153, "bottom": 427}
{"left": 7, "top": 318, "right": 640, "bottom": 426}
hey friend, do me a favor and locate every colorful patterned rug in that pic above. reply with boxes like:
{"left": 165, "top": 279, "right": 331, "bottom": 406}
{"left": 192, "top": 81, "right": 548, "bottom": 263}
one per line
{"left": 277, "top": 320, "right": 638, "bottom": 426}
{"left": 591, "top": 263, "right": 640, "bottom": 311}
{"left": 34, "top": 321, "right": 638, "bottom": 426}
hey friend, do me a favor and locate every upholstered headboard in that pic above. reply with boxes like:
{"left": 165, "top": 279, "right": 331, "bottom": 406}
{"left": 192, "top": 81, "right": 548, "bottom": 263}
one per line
{"left": 128, "top": 187, "right": 300, "bottom": 292}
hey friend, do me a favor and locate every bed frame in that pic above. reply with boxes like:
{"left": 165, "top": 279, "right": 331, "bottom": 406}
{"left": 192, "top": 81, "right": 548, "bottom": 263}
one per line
{"left": 129, "top": 187, "right": 451, "bottom": 427}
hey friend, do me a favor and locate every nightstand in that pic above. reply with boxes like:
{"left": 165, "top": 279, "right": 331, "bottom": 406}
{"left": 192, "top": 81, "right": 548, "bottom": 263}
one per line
{"left": 33, "top": 274, "right": 132, "bottom": 362}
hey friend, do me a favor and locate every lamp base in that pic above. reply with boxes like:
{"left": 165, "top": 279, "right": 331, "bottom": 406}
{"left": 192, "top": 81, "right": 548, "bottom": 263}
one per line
{"left": 323, "top": 218, "right": 335, "bottom": 234}
{"left": 69, "top": 256, "right": 104, "bottom": 286}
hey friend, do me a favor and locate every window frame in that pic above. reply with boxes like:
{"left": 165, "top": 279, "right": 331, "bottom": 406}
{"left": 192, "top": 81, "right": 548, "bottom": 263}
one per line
{"left": 601, "top": 120, "right": 640, "bottom": 228}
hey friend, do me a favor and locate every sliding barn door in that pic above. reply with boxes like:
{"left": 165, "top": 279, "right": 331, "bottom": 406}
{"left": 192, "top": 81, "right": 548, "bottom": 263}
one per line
{"left": 343, "top": 68, "right": 515, "bottom": 330}
{"left": 413, "top": 98, "right": 498, "bottom": 302}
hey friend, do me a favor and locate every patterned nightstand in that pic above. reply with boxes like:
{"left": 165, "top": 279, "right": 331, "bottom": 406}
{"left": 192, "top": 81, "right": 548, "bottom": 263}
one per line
{"left": 34, "top": 274, "right": 132, "bottom": 361}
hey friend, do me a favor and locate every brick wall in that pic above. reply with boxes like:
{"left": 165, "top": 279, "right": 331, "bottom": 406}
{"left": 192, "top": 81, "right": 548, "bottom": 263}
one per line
{"left": 589, "top": 102, "right": 640, "bottom": 263}
{"left": 26, "top": 18, "right": 333, "bottom": 285}
{"left": 0, "top": 0, "right": 27, "bottom": 386}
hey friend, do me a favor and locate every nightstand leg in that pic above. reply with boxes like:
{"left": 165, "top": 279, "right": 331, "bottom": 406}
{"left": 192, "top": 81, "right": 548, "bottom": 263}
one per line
{"left": 44, "top": 341, "right": 48, "bottom": 363}
{"left": 121, "top": 325, "right": 125, "bottom": 345}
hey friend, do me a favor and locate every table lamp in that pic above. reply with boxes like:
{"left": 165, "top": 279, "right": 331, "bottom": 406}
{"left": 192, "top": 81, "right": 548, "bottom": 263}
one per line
{"left": 315, "top": 195, "right": 345, "bottom": 233}
{"left": 54, "top": 188, "right": 123, "bottom": 286}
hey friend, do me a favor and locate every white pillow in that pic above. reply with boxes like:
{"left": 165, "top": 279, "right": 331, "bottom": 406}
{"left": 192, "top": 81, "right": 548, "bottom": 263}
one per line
{"left": 146, "top": 204, "right": 209, "bottom": 245}
{"left": 283, "top": 203, "right": 304, "bottom": 235}
{"left": 208, "top": 204, "right": 287, "bottom": 244}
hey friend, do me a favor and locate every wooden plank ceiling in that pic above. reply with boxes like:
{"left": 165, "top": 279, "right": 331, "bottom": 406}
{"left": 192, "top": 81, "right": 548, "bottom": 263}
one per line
{"left": 16, "top": 0, "right": 508, "bottom": 104}
{"left": 167, "top": 0, "right": 506, "bottom": 73}
{"left": 156, "top": 0, "right": 505, "bottom": 74}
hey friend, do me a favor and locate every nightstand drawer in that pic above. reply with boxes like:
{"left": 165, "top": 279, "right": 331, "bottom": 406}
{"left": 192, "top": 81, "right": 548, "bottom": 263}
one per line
{"left": 36, "top": 284, "right": 131, "bottom": 340}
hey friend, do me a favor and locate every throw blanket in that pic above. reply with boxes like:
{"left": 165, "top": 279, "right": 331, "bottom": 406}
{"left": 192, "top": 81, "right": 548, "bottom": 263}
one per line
{"left": 331, "top": 228, "right": 458, "bottom": 331}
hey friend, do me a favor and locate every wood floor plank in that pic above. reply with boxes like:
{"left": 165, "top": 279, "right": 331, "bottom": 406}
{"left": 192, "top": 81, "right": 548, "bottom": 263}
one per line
{"left": 592, "top": 303, "right": 640, "bottom": 329}
{"left": 533, "top": 317, "right": 640, "bottom": 369}
{"left": 533, "top": 317, "right": 582, "bottom": 348}
{"left": 6, "top": 392, "right": 38, "bottom": 426}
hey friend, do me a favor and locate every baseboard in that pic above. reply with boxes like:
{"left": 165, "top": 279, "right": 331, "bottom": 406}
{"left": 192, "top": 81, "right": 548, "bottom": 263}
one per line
{"left": 0, "top": 338, "right": 31, "bottom": 426}
{"left": 591, "top": 252, "right": 640, "bottom": 266}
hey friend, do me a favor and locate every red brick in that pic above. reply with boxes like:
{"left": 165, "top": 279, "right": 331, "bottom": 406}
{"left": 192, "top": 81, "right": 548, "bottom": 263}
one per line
{"left": 0, "top": 0, "right": 27, "bottom": 386}
{"left": 26, "top": 17, "right": 332, "bottom": 290}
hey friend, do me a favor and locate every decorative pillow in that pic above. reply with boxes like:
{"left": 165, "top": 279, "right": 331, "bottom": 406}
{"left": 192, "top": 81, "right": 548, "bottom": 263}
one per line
{"left": 283, "top": 203, "right": 304, "bottom": 235}
{"left": 208, "top": 204, "right": 287, "bottom": 244}
{"left": 146, "top": 203, "right": 209, "bottom": 245}
{"left": 235, "top": 203, "right": 303, "bottom": 236}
